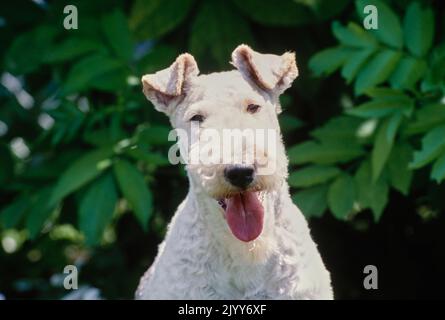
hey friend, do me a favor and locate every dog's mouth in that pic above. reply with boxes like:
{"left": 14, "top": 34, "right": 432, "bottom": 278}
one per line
{"left": 217, "top": 191, "right": 264, "bottom": 242}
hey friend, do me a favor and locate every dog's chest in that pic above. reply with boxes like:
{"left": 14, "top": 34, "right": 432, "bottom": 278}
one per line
{"left": 208, "top": 260, "right": 272, "bottom": 299}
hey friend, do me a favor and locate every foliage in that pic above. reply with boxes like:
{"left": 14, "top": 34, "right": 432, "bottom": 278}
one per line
{"left": 298, "top": 0, "right": 445, "bottom": 221}
{"left": 0, "top": 0, "right": 444, "bottom": 299}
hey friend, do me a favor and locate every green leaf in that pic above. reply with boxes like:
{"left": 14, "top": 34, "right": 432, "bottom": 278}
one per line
{"left": 364, "top": 87, "right": 406, "bottom": 99}
{"left": 303, "top": 0, "right": 351, "bottom": 20}
{"left": 137, "top": 45, "right": 178, "bottom": 74}
{"left": 83, "top": 127, "right": 126, "bottom": 147}
{"left": 0, "top": 195, "right": 30, "bottom": 229}
{"left": 309, "top": 46, "right": 351, "bottom": 76}
{"left": 292, "top": 185, "right": 328, "bottom": 218}
{"left": 26, "top": 187, "right": 57, "bottom": 239}
{"left": 389, "top": 56, "right": 427, "bottom": 90}
{"left": 328, "top": 174, "right": 355, "bottom": 219}
{"left": 43, "top": 38, "right": 103, "bottom": 63}
{"left": 347, "top": 96, "right": 413, "bottom": 118}
{"left": 189, "top": 0, "right": 254, "bottom": 67}
{"left": 341, "top": 48, "right": 375, "bottom": 83}
{"left": 90, "top": 67, "right": 129, "bottom": 92}
{"left": 289, "top": 165, "right": 341, "bottom": 188}
{"left": 114, "top": 159, "right": 153, "bottom": 229}
{"left": 126, "top": 149, "right": 170, "bottom": 166}
{"left": 354, "top": 49, "right": 402, "bottom": 94}
{"left": 311, "top": 116, "right": 363, "bottom": 143}
{"left": 136, "top": 125, "right": 172, "bottom": 146}
{"left": 62, "top": 54, "right": 123, "bottom": 95}
{"left": 431, "top": 152, "right": 445, "bottom": 183}
{"left": 421, "top": 45, "right": 445, "bottom": 92}
{"left": 410, "top": 125, "right": 445, "bottom": 169}
{"left": 404, "top": 103, "right": 445, "bottom": 135}
{"left": 288, "top": 141, "right": 364, "bottom": 165}
{"left": 356, "top": 0, "right": 403, "bottom": 49}
{"left": 279, "top": 115, "right": 304, "bottom": 132}
{"left": 101, "top": 10, "right": 134, "bottom": 62}
{"left": 130, "top": 0, "right": 195, "bottom": 39}
{"left": 388, "top": 143, "right": 413, "bottom": 195}
{"left": 355, "top": 160, "right": 389, "bottom": 220}
{"left": 371, "top": 113, "right": 402, "bottom": 181}
{"left": 50, "top": 147, "right": 114, "bottom": 206}
{"left": 332, "top": 21, "right": 377, "bottom": 48}
{"left": 232, "top": 0, "right": 315, "bottom": 26}
{"left": 5, "top": 25, "right": 57, "bottom": 74}
{"left": 79, "top": 173, "right": 117, "bottom": 246}
{"left": 403, "top": 1, "right": 434, "bottom": 57}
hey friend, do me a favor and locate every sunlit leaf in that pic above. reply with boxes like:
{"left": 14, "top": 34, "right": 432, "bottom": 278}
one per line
{"left": 288, "top": 141, "right": 364, "bottom": 165}
{"left": 328, "top": 174, "right": 355, "bottom": 219}
{"left": 79, "top": 173, "right": 117, "bottom": 246}
{"left": 101, "top": 9, "right": 134, "bottom": 62}
{"left": 0, "top": 195, "right": 30, "bottom": 229}
{"left": 130, "top": 0, "right": 195, "bottom": 40}
{"left": 114, "top": 159, "right": 153, "bottom": 229}
{"left": 371, "top": 113, "right": 402, "bottom": 181}
{"left": 332, "top": 21, "right": 377, "bottom": 48}
{"left": 311, "top": 116, "right": 363, "bottom": 143}
{"left": 62, "top": 54, "right": 123, "bottom": 95}
{"left": 26, "top": 187, "right": 57, "bottom": 239}
{"left": 347, "top": 96, "right": 413, "bottom": 118}
{"left": 44, "top": 38, "right": 103, "bottom": 63}
{"left": 309, "top": 46, "right": 352, "bottom": 76}
{"left": 355, "top": 160, "right": 388, "bottom": 220}
{"left": 341, "top": 48, "right": 375, "bottom": 83}
{"left": 388, "top": 143, "right": 413, "bottom": 195}
{"left": 404, "top": 103, "right": 445, "bottom": 135}
{"left": 289, "top": 165, "right": 341, "bottom": 188}
{"left": 50, "top": 147, "right": 114, "bottom": 206}
{"left": 292, "top": 184, "right": 328, "bottom": 218}
{"left": 5, "top": 25, "right": 57, "bottom": 74}
{"left": 431, "top": 152, "right": 445, "bottom": 183}
{"left": 403, "top": 1, "right": 434, "bottom": 57}
{"left": 389, "top": 56, "right": 427, "bottom": 90}
{"left": 354, "top": 49, "right": 402, "bottom": 94}
{"left": 410, "top": 125, "right": 445, "bottom": 169}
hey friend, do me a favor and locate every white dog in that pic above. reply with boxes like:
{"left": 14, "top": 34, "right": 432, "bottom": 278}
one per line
{"left": 136, "top": 45, "right": 333, "bottom": 299}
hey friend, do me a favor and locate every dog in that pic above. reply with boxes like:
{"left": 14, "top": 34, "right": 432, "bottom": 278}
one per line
{"left": 135, "top": 45, "right": 333, "bottom": 299}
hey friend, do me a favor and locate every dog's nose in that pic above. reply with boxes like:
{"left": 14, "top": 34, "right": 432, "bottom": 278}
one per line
{"left": 224, "top": 165, "right": 255, "bottom": 189}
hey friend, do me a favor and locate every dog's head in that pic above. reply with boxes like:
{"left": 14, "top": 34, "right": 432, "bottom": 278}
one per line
{"left": 142, "top": 45, "right": 298, "bottom": 243}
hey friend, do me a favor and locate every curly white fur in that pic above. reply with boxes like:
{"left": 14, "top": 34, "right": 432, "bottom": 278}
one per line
{"left": 136, "top": 180, "right": 333, "bottom": 299}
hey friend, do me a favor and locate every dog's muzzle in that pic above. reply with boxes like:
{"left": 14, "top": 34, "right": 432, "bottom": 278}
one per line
{"left": 224, "top": 164, "right": 255, "bottom": 189}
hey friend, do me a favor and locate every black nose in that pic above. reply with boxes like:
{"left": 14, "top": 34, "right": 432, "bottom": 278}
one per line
{"left": 224, "top": 165, "right": 255, "bottom": 189}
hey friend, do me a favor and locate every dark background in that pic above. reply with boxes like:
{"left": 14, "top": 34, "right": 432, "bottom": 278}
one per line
{"left": 0, "top": 0, "right": 444, "bottom": 299}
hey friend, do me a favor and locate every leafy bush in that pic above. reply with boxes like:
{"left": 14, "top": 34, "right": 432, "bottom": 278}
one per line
{"left": 293, "top": 0, "right": 445, "bottom": 221}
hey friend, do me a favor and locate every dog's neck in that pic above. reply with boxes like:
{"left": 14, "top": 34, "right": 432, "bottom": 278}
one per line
{"left": 186, "top": 171, "right": 289, "bottom": 265}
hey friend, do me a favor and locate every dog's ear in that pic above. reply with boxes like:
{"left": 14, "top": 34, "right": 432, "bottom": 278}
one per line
{"left": 141, "top": 53, "right": 199, "bottom": 115}
{"left": 231, "top": 44, "right": 298, "bottom": 98}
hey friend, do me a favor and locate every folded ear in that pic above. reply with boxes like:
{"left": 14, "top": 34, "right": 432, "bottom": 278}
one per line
{"left": 231, "top": 44, "right": 298, "bottom": 98}
{"left": 141, "top": 53, "right": 199, "bottom": 115}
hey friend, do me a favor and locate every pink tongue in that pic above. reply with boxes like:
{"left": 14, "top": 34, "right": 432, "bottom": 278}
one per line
{"left": 225, "top": 192, "right": 264, "bottom": 242}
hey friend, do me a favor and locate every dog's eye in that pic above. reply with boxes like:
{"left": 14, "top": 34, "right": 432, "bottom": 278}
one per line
{"left": 189, "top": 114, "right": 205, "bottom": 122}
{"left": 246, "top": 104, "right": 261, "bottom": 114}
